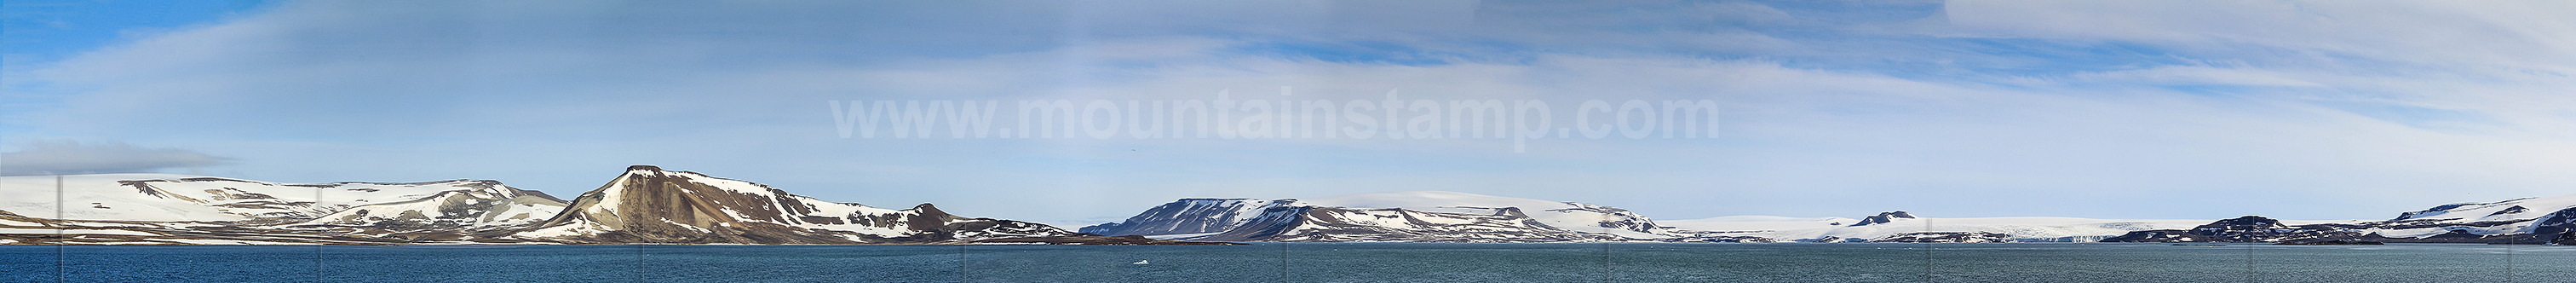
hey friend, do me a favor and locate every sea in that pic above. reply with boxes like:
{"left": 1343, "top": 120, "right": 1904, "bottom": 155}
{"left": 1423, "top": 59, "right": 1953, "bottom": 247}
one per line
{"left": 2, "top": 243, "right": 2567, "bottom": 282}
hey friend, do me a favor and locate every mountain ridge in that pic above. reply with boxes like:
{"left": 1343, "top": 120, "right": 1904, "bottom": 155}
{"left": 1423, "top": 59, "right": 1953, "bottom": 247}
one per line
{"left": 0, "top": 165, "right": 1090, "bottom": 245}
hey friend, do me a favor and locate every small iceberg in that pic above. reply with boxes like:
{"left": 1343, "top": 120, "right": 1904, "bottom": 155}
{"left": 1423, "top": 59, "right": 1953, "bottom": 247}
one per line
{"left": 1131, "top": 260, "right": 1149, "bottom": 264}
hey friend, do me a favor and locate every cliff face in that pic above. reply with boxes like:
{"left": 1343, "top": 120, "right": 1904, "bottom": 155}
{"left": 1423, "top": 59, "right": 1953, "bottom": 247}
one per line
{"left": 509, "top": 165, "right": 1072, "bottom": 244}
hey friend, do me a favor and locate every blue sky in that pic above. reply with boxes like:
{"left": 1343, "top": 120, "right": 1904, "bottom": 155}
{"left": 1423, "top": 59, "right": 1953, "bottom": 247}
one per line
{"left": 6, "top": 0, "right": 2576, "bottom": 227}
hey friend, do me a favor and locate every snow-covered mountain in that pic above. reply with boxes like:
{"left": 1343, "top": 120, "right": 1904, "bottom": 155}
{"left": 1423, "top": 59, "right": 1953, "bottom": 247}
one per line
{"left": 0, "top": 174, "right": 568, "bottom": 245}
{"left": 1078, "top": 198, "right": 1285, "bottom": 237}
{"left": 2104, "top": 193, "right": 2576, "bottom": 244}
{"left": 1083, "top": 191, "right": 1673, "bottom": 242}
{"left": 2365, "top": 193, "right": 2576, "bottom": 243}
{"left": 506, "top": 165, "right": 1072, "bottom": 244}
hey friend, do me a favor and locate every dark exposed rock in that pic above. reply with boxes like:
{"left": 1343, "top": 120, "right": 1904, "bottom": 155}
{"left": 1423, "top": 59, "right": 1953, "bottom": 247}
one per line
{"left": 1848, "top": 211, "right": 1915, "bottom": 227}
{"left": 2489, "top": 205, "right": 2528, "bottom": 217}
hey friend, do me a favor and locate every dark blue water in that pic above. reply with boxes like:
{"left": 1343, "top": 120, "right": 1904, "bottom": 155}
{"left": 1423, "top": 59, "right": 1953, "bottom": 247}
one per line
{"left": 3, "top": 243, "right": 2567, "bottom": 282}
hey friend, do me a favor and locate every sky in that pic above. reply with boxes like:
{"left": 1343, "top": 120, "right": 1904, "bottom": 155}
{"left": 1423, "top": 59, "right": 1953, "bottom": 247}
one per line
{"left": 6, "top": 0, "right": 2576, "bottom": 227}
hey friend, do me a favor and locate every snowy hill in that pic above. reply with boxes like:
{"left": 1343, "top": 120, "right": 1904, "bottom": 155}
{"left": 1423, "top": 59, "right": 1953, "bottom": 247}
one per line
{"left": 0, "top": 174, "right": 562, "bottom": 223}
{"left": 0, "top": 174, "right": 567, "bottom": 244}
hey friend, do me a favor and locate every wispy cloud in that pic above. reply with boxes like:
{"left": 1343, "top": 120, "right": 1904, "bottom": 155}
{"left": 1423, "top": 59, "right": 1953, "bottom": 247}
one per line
{"left": 0, "top": 141, "right": 230, "bottom": 176}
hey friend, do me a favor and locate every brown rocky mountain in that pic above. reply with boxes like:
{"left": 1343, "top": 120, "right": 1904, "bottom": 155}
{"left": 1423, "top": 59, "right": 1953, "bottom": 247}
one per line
{"left": 505, "top": 165, "right": 1072, "bottom": 244}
